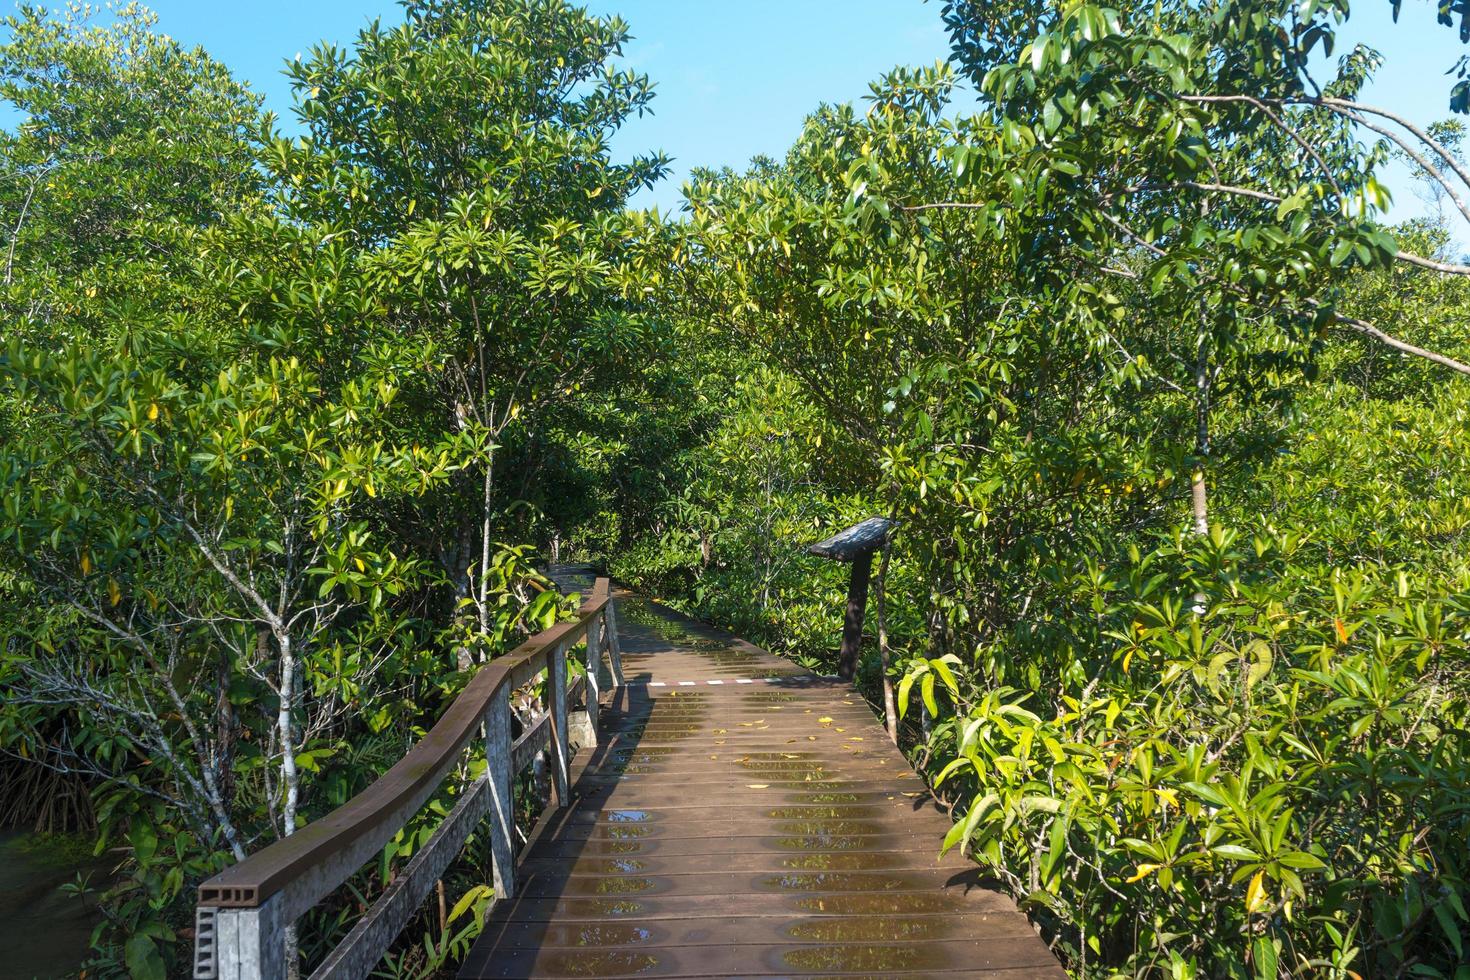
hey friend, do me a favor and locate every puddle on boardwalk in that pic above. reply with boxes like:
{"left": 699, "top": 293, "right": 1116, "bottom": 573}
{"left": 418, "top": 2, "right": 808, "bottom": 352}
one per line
{"left": 775, "top": 835, "right": 871, "bottom": 851}
{"left": 572, "top": 858, "right": 650, "bottom": 874}
{"left": 780, "top": 852, "right": 907, "bottom": 871}
{"left": 559, "top": 898, "right": 651, "bottom": 917}
{"left": 760, "top": 872, "right": 923, "bottom": 893}
{"left": 786, "top": 916, "right": 951, "bottom": 941}
{"left": 605, "top": 810, "right": 653, "bottom": 822}
{"left": 739, "top": 759, "right": 834, "bottom": 772}
{"left": 536, "top": 923, "right": 657, "bottom": 947}
{"left": 570, "top": 840, "right": 650, "bottom": 856}
{"left": 766, "top": 805, "right": 881, "bottom": 820}
{"left": 786, "top": 792, "right": 862, "bottom": 804}
{"left": 774, "top": 820, "right": 888, "bottom": 837}
{"left": 620, "top": 601, "right": 730, "bottom": 650}
{"left": 793, "top": 892, "right": 958, "bottom": 914}
{"left": 781, "top": 944, "right": 948, "bottom": 971}
{"left": 561, "top": 876, "right": 660, "bottom": 896}
{"left": 535, "top": 951, "right": 661, "bottom": 976}
{"left": 591, "top": 825, "right": 654, "bottom": 840}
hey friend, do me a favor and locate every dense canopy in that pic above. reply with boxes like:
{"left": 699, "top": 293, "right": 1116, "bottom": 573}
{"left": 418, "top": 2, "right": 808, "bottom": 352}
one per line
{"left": 3, "top": 0, "right": 1470, "bottom": 977}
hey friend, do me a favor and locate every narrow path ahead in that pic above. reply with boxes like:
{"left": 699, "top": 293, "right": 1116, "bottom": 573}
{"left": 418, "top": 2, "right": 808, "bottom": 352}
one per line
{"left": 460, "top": 581, "right": 1062, "bottom": 979}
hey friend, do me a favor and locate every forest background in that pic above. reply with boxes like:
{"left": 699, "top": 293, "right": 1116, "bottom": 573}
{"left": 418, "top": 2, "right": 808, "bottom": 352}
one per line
{"left": 4, "top": 0, "right": 1470, "bottom": 977}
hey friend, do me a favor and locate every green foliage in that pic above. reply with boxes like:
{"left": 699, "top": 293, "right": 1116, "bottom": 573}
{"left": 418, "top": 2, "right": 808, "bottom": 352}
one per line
{"left": 5, "top": 0, "right": 1470, "bottom": 977}
{"left": 915, "top": 522, "right": 1470, "bottom": 976}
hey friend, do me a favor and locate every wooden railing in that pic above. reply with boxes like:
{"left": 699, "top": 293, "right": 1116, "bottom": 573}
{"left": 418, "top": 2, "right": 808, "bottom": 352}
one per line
{"left": 193, "top": 578, "right": 623, "bottom": 980}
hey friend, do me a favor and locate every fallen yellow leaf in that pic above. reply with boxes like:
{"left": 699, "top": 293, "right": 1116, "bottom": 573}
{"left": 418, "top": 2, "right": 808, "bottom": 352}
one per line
{"left": 746, "top": 784, "right": 769, "bottom": 789}
{"left": 818, "top": 717, "right": 834, "bottom": 724}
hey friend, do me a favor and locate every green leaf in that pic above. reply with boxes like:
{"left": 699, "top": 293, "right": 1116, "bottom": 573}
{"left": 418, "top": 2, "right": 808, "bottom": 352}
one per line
{"left": 125, "top": 936, "right": 165, "bottom": 980}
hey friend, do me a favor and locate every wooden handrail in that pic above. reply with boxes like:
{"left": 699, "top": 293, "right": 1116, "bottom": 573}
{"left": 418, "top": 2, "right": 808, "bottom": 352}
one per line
{"left": 193, "top": 577, "right": 621, "bottom": 979}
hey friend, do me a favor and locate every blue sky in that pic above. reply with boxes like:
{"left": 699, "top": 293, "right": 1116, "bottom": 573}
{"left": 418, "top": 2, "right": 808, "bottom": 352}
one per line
{"left": 9, "top": 0, "right": 1465, "bottom": 219}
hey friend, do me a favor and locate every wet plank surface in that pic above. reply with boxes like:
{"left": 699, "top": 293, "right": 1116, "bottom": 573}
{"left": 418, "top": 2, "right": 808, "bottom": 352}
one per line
{"left": 459, "top": 582, "right": 1062, "bottom": 979}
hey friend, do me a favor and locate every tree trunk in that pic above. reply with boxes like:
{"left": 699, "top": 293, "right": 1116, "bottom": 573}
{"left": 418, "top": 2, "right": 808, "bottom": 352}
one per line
{"left": 875, "top": 543, "right": 898, "bottom": 745}
{"left": 275, "top": 629, "right": 302, "bottom": 980}
{"left": 1191, "top": 332, "right": 1212, "bottom": 615}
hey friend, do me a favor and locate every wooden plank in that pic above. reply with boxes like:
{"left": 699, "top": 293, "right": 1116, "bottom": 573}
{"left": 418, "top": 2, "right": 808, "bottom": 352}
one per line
{"left": 477, "top": 911, "right": 1040, "bottom": 948}
{"left": 462, "top": 936, "right": 1057, "bottom": 978}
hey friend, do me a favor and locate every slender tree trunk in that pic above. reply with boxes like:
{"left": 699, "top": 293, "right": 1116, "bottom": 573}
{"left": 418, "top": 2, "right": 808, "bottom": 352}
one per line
{"left": 275, "top": 629, "right": 302, "bottom": 980}
{"left": 1192, "top": 334, "right": 1212, "bottom": 536}
{"left": 1191, "top": 332, "right": 1212, "bottom": 615}
{"left": 478, "top": 447, "right": 495, "bottom": 635}
{"left": 875, "top": 542, "right": 898, "bottom": 745}
{"left": 215, "top": 641, "right": 242, "bottom": 814}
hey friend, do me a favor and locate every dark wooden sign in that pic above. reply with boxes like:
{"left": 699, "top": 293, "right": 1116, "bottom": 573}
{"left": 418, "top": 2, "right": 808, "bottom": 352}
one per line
{"left": 807, "top": 517, "right": 895, "bottom": 679}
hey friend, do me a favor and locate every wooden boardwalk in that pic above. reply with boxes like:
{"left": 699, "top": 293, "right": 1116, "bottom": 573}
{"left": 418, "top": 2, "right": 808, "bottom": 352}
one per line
{"left": 459, "top": 584, "right": 1062, "bottom": 979}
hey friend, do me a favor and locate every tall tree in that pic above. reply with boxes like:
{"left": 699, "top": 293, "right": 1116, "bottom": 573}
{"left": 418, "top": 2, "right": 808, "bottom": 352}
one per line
{"left": 259, "top": 0, "right": 667, "bottom": 664}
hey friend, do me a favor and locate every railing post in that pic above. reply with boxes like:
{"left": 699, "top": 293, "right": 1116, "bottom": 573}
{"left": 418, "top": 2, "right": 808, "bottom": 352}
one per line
{"left": 548, "top": 641, "right": 571, "bottom": 805}
{"left": 483, "top": 691, "right": 515, "bottom": 901}
{"left": 604, "top": 595, "right": 625, "bottom": 688}
{"left": 581, "top": 612, "right": 602, "bottom": 743}
{"left": 199, "top": 894, "right": 287, "bottom": 980}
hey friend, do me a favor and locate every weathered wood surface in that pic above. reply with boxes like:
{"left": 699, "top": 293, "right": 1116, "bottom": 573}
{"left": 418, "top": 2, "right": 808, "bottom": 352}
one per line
{"left": 459, "top": 582, "right": 1061, "bottom": 979}
{"left": 806, "top": 516, "right": 896, "bottom": 562}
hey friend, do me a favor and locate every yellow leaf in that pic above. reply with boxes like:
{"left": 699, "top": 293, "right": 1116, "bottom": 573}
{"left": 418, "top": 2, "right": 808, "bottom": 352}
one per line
{"left": 108, "top": 578, "right": 121, "bottom": 607}
{"left": 1154, "top": 788, "right": 1179, "bottom": 810}
{"left": 80, "top": 552, "right": 92, "bottom": 576}
{"left": 1246, "top": 871, "right": 1268, "bottom": 913}
{"left": 818, "top": 716, "right": 834, "bottom": 725}
{"left": 746, "top": 784, "right": 769, "bottom": 790}
{"left": 147, "top": 402, "right": 159, "bottom": 421}
{"left": 1126, "top": 863, "right": 1161, "bottom": 883}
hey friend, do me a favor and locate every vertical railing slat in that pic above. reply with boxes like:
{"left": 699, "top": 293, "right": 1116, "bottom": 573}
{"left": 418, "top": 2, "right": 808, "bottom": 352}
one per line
{"left": 582, "top": 610, "right": 602, "bottom": 743}
{"left": 483, "top": 690, "right": 516, "bottom": 901}
{"left": 604, "top": 592, "right": 625, "bottom": 688}
{"left": 209, "top": 894, "right": 287, "bottom": 980}
{"left": 548, "top": 640, "right": 571, "bottom": 805}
